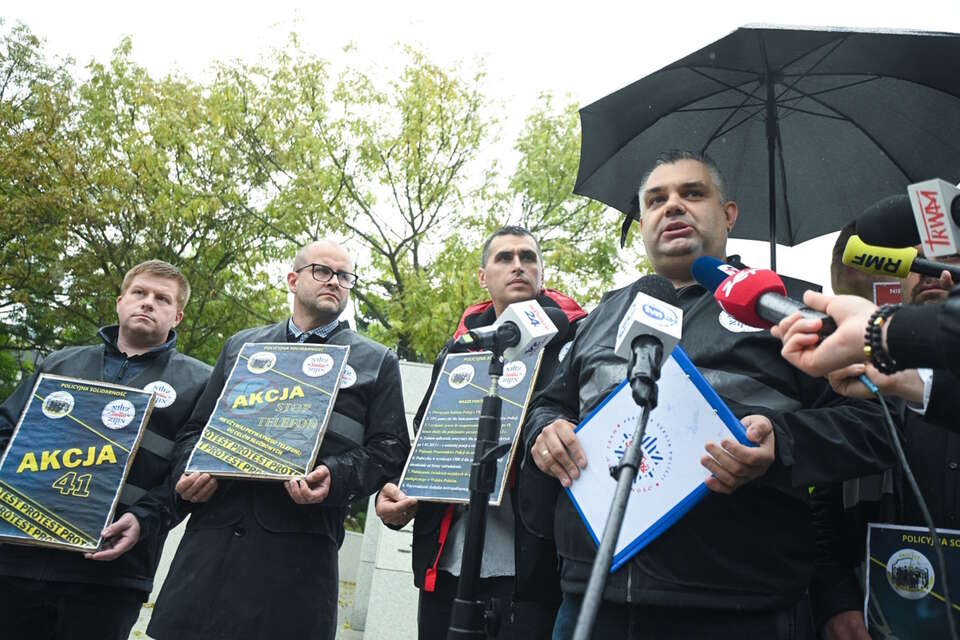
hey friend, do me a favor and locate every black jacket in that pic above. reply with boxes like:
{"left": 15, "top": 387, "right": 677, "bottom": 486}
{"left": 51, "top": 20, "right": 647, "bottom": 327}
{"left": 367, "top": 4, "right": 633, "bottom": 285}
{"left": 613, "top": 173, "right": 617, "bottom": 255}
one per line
{"left": 887, "top": 287, "right": 960, "bottom": 379}
{"left": 525, "top": 276, "right": 897, "bottom": 610}
{"left": 0, "top": 333, "right": 211, "bottom": 592}
{"left": 410, "top": 291, "right": 585, "bottom": 604}
{"left": 147, "top": 320, "right": 409, "bottom": 640}
{"left": 169, "top": 320, "right": 410, "bottom": 545}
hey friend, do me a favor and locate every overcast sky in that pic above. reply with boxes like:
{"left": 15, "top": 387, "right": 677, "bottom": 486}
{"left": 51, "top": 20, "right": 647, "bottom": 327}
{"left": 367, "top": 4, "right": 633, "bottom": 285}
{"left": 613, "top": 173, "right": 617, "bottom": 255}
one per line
{"left": 8, "top": 0, "right": 960, "bottom": 292}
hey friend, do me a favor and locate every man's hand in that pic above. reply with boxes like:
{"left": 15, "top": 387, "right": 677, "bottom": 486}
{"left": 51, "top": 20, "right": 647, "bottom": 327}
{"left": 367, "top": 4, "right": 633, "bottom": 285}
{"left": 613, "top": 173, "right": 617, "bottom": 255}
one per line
{"left": 701, "top": 415, "right": 775, "bottom": 494}
{"left": 285, "top": 465, "right": 331, "bottom": 505}
{"left": 376, "top": 482, "right": 418, "bottom": 527}
{"left": 822, "top": 610, "right": 871, "bottom": 640}
{"left": 771, "top": 291, "right": 876, "bottom": 378}
{"left": 532, "top": 418, "right": 587, "bottom": 488}
{"left": 176, "top": 472, "right": 218, "bottom": 503}
{"left": 827, "top": 363, "right": 924, "bottom": 403}
{"left": 85, "top": 512, "right": 140, "bottom": 561}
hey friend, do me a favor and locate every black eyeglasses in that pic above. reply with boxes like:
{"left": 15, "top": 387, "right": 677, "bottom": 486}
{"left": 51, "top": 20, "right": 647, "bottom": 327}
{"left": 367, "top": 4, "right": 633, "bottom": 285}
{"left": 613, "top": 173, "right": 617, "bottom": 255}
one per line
{"left": 295, "top": 263, "right": 359, "bottom": 289}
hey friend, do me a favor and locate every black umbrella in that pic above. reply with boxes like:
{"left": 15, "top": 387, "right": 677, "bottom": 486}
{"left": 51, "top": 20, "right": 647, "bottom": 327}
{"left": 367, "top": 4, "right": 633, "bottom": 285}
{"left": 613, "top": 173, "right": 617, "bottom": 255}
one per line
{"left": 575, "top": 24, "right": 960, "bottom": 268}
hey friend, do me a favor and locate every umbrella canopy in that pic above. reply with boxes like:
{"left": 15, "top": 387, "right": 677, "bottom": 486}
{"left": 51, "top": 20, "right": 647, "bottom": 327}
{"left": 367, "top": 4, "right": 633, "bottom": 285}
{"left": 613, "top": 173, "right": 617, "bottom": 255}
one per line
{"left": 575, "top": 24, "right": 960, "bottom": 267}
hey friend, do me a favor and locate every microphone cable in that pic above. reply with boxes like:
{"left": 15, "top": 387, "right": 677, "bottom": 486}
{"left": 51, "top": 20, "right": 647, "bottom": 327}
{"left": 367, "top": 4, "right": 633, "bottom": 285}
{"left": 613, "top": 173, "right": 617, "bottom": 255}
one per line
{"left": 860, "top": 374, "right": 959, "bottom": 640}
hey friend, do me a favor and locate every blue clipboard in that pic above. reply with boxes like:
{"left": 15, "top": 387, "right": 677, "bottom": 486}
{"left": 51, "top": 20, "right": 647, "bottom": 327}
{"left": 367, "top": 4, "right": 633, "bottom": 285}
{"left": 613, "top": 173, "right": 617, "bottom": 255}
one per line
{"left": 564, "top": 345, "right": 749, "bottom": 572}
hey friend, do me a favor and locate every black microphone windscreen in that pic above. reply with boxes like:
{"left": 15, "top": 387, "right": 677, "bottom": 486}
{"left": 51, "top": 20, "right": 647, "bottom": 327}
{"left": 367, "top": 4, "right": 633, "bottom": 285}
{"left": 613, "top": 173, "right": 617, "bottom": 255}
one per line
{"left": 855, "top": 194, "right": 921, "bottom": 248}
{"left": 543, "top": 307, "right": 570, "bottom": 343}
{"left": 631, "top": 274, "right": 679, "bottom": 307}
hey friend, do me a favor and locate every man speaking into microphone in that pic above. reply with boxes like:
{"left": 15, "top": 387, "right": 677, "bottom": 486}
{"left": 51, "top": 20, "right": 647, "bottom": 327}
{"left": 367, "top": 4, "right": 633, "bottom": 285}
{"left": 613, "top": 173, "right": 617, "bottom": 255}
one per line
{"left": 526, "top": 150, "right": 897, "bottom": 639}
{"left": 376, "top": 226, "right": 586, "bottom": 639}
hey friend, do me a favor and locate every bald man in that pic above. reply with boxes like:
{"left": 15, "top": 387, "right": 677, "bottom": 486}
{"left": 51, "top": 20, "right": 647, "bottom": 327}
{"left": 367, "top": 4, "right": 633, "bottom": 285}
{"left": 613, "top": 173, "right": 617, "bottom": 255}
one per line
{"left": 147, "top": 241, "right": 410, "bottom": 640}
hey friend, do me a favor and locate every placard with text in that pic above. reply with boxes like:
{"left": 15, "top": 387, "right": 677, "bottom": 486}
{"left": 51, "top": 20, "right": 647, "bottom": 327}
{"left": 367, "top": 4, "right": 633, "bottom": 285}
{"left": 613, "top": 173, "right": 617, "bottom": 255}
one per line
{"left": 0, "top": 374, "right": 155, "bottom": 552}
{"left": 185, "top": 342, "right": 348, "bottom": 479}
{"left": 398, "top": 350, "right": 542, "bottom": 505}
{"left": 865, "top": 522, "right": 960, "bottom": 638}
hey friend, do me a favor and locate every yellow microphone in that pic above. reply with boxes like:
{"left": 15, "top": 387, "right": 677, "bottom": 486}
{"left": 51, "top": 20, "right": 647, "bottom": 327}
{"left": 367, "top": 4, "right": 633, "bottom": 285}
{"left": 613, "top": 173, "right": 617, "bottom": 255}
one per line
{"left": 842, "top": 235, "right": 960, "bottom": 280}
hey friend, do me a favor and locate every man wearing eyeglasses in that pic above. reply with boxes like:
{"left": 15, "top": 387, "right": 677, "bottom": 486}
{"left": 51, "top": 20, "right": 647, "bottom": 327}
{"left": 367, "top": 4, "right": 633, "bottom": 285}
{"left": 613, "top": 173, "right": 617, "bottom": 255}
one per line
{"left": 147, "top": 240, "right": 410, "bottom": 640}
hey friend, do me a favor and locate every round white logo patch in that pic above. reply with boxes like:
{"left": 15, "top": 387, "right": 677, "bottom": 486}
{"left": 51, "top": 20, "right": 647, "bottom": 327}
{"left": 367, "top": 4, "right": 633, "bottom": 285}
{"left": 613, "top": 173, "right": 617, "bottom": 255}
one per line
{"left": 42, "top": 391, "right": 74, "bottom": 419}
{"left": 448, "top": 364, "right": 475, "bottom": 390}
{"left": 101, "top": 399, "right": 136, "bottom": 430}
{"left": 247, "top": 352, "right": 277, "bottom": 374}
{"left": 339, "top": 364, "right": 357, "bottom": 388}
{"left": 886, "top": 548, "right": 935, "bottom": 600}
{"left": 302, "top": 353, "right": 334, "bottom": 378}
{"left": 143, "top": 380, "right": 177, "bottom": 409}
{"left": 718, "top": 310, "right": 764, "bottom": 333}
{"left": 604, "top": 414, "right": 673, "bottom": 496}
{"left": 499, "top": 361, "right": 527, "bottom": 389}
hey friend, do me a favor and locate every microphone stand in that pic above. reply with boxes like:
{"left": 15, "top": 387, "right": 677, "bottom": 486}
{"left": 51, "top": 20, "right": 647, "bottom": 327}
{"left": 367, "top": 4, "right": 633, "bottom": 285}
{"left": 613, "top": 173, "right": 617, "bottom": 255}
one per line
{"left": 572, "top": 336, "right": 663, "bottom": 640}
{"left": 447, "top": 327, "right": 516, "bottom": 639}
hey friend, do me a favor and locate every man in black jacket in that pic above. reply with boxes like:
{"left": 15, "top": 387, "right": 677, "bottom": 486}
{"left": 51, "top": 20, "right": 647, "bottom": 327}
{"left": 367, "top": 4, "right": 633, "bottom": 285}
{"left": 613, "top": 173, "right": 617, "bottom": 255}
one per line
{"left": 0, "top": 260, "right": 212, "bottom": 640}
{"left": 526, "top": 151, "right": 897, "bottom": 639}
{"left": 375, "top": 226, "right": 586, "bottom": 639}
{"left": 147, "top": 240, "right": 410, "bottom": 640}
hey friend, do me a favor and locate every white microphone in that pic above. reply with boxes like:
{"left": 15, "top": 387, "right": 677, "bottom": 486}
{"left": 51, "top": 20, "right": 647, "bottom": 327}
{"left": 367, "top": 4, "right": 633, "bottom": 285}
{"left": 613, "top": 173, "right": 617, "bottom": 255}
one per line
{"left": 454, "top": 299, "right": 559, "bottom": 360}
{"left": 614, "top": 275, "right": 682, "bottom": 408}
{"left": 907, "top": 179, "right": 960, "bottom": 258}
{"left": 614, "top": 282, "right": 683, "bottom": 364}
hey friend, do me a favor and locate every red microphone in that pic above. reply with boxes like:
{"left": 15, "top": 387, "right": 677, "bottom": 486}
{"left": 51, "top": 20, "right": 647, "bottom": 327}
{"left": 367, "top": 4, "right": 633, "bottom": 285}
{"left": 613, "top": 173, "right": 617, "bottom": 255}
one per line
{"left": 714, "top": 268, "right": 787, "bottom": 328}
{"left": 691, "top": 256, "right": 836, "bottom": 335}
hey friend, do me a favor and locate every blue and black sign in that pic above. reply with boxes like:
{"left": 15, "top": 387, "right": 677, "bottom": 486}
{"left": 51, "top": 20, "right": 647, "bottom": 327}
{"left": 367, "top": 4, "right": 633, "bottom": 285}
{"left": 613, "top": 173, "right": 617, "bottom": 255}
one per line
{"left": 399, "top": 350, "right": 542, "bottom": 505}
{"left": 866, "top": 523, "right": 960, "bottom": 638}
{"left": 185, "top": 342, "right": 349, "bottom": 479}
{"left": 0, "top": 374, "right": 155, "bottom": 552}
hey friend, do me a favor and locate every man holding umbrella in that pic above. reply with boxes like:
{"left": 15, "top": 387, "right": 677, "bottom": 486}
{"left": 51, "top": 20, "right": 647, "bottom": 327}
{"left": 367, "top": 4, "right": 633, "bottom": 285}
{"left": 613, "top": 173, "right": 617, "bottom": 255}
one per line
{"left": 526, "top": 150, "right": 898, "bottom": 638}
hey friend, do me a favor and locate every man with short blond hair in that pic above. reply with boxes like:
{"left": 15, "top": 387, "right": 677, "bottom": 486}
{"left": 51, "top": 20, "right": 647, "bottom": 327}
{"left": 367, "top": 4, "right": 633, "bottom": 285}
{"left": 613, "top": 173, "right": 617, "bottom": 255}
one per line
{"left": 0, "top": 259, "right": 212, "bottom": 640}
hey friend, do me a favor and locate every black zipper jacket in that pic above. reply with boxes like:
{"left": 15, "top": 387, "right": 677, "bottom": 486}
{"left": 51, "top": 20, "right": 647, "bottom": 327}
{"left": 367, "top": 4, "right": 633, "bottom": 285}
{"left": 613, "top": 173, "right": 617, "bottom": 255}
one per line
{"left": 525, "top": 275, "right": 898, "bottom": 610}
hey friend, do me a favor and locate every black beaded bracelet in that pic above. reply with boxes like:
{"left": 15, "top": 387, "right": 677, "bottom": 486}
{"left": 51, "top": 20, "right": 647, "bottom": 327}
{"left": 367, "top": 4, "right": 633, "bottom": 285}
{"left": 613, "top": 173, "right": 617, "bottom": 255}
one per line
{"left": 863, "top": 304, "right": 901, "bottom": 374}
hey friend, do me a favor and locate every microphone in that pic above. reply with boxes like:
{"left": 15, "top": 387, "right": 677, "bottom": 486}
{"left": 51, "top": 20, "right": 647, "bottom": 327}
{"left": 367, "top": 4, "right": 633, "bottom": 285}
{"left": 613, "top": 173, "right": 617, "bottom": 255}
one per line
{"left": 907, "top": 179, "right": 960, "bottom": 258}
{"left": 855, "top": 194, "right": 922, "bottom": 248}
{"left": 454, "top": 299, "right": 560, "bottom": 360}
{"left": 691, "top": 256, "right": 837, "bottom": 335}
{"left": 842, "top": 235, "right": 960, "bottom": 281}
{"left": 614, "top": 275, "right": 682, "bottom": 408}
{"left": 854, "top": 187, "right": 960, "bottom": 257}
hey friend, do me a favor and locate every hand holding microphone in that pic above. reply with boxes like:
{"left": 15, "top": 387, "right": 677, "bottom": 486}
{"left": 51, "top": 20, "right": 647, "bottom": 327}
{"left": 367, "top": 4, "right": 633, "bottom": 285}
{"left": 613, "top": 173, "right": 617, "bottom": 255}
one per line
{"left": 770, "top": 291, "right": 877, "bottom": 378}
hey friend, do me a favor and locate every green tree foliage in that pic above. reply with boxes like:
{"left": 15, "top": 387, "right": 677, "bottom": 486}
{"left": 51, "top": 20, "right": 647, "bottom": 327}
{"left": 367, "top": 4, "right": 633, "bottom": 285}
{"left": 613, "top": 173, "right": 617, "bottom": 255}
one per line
{"left": 211, "top": 41, "right": 495, "bottom": 361}
{"left": 0, "top": 24, "right": 288, "bottom": 385}
{"left": 1, "top": 24, "right": 636, "bottom": 387}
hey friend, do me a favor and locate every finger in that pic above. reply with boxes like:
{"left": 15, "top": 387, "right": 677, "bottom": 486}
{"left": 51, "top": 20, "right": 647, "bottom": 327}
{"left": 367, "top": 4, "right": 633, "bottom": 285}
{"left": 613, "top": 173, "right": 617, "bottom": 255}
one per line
{"left": 546, "top": 439, "right": 581, "bottom": 482}
{"left": 180, "top": 474, "right": 214, "bottom": 500}
{"left": 701, "top": 454, "right": 739, "bottom": 489}
{"left": 717, "top": 440, "right": 766, "bottom": 469}
{"left": 556, "top": 427, "right": 587, "bottom": 468}
{"left": 703, "top": 475, "right": 734, "bottom": 495}
{"left": 380, "top": 483, "right": 406, "bottom": 501}
{"left": 802, "top": 290, "right": 829, "bottom": 312}
{"left": 195, "top": 479, "right": 218, "bottom": 502}
{"left": 772, "top": 311, "right": 803, "bottom": 340}
{"left": 549, "top": 461, "right": 574, "bottom": 488}
{"left": 704, "top": 443, "right": 750, "bottom": 477}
